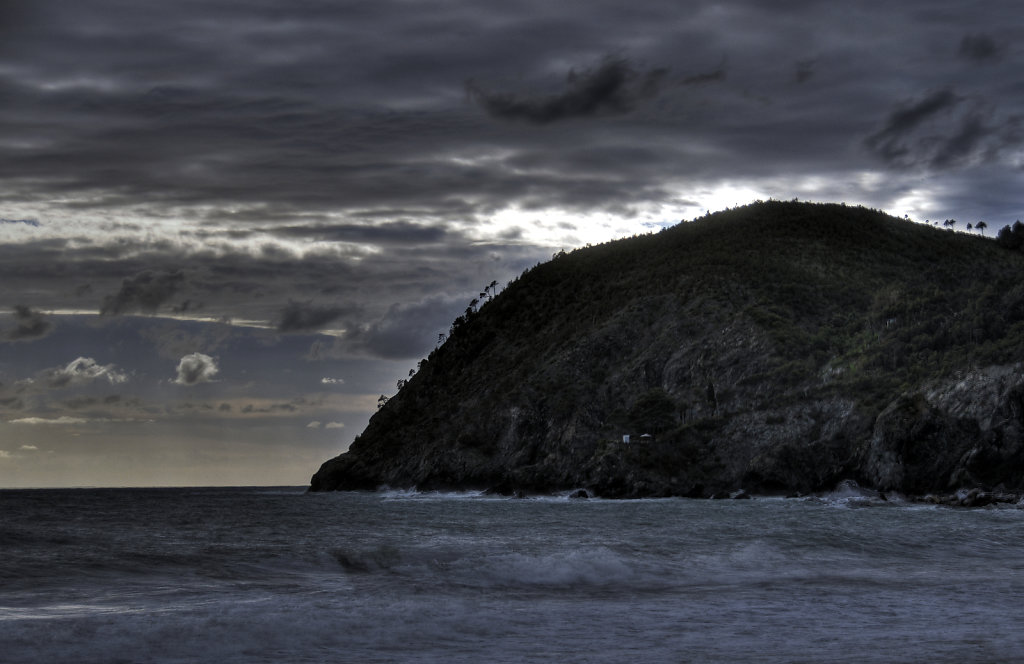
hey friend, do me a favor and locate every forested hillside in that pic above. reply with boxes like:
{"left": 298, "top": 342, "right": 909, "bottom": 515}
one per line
{"left": 312, "top": 201, "right": 1024, "bottom": 499}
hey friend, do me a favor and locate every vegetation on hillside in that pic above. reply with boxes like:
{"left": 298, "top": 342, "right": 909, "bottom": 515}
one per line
{"left": 414, "top": 201, "right": 1024, "bottom": 416}
{"left": 315, "top": 200, "right": 1024, "bottom": 496}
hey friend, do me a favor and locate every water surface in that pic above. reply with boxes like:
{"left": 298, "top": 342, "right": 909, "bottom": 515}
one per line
{"left": 2, "top": 487, "right": 1022, "bottom": 663}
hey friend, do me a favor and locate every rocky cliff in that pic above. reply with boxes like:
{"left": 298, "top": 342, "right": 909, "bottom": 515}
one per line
{"left": 311, "top": 201, "right": 1024, "bottom": 498}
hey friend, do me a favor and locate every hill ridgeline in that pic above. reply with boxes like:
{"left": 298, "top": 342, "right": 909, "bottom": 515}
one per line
{"left": 311, "top": 201, "right": 1024, "bottom": 501}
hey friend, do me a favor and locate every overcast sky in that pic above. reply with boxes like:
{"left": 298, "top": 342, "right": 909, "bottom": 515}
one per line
{"left": 2, "top": 0, "right": 1023, "bottom": 487}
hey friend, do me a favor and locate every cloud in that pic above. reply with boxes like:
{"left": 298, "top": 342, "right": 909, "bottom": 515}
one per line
{"left": 0, "top": 232, "right": 545, "bottom": 337}
{"left": 1, "top": 2, "right": 1024, "bottom": 357}
{"left": 794, "top": 59, "right": 816, "bottom": 84}
{"left": 338, "top": 294, "right": 469, "bottom": 360}
{"left": 46, "top": 357, "right": 128, "bottom": 388}
{"left": 13, "top": 0, "right": 1024, "bottom": 488}
{"left": 19, "top": 444, "right": 38, "bottom": 450}
{"left": 138, "top": 319, "right": 234, "bottom": 360}
{"left": 101, "top": 270, "right": 185, "bottom": 316}
{"left": 306, "top": 420, "right": 346, "bottom": 430}
{"left": 681, "top": 65, "right": 726, "bottom": 86}
{"left": 959, "top": 34, "right": 1002, "bottom": 62}
{"left": 241, "top": 402, "right": 298, "bottom": 414}
{"left": 172, "top": 300, "right": 203, "bottom": 314}
{"left": 0, "top": 0, "right": 1022, "bottom": 244}
{"left": 9, "top": 416, "right": 88, "bottom": 425}
{"left": 7, "top": 305, "right": 53, "bottom": 341}
{"left": 268, "top": 221, "right": 450, "bottom": 246}
{"left": 173, "top": 352, "right": 219, "bottom": 386}
{"left": 0, "top": 396, "right": 25, "bottom": 410}
{"left": 0, "top": 218, "right": 39, "bottom": 227}
{"left": 467, "top": 57, "right": 668, "bottom": 125}
{"left": 865, "top": 89, "right": 963, "bottom": 164}
{"left": 864, "top": 89, "right": 1020, "bottom": 170}
{"left": 929, "top": 114, "right": 1000, "bottom": 169}
{"left": 321, "top": 377, "right": 344, "bottom": 385}
{"left": 276, "top": 301, "right": 347, "bottom": 333}
{"left": 63, "top": 396, "right": 99, "bottom": 409}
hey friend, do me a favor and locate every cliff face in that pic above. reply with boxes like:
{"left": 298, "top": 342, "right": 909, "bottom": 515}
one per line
{"left": 311, "top": 201, "right": 1024, "bottom": 498}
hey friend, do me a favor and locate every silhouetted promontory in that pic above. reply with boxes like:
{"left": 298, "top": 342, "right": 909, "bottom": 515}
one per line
{"left": 311, "top": 201, "right": 1024, "bottom": 500}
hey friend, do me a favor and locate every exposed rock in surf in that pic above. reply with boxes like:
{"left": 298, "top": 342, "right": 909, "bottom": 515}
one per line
{"left": 919, "top": 489, "right": 1023, "bottom": 508}
{"left": 483, "top": 482, "right": 527, "bottom": 499}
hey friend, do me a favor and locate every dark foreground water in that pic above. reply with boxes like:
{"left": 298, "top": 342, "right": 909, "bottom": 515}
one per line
{"left": 2, "top": 487, "right": 1024, "bottom": 663}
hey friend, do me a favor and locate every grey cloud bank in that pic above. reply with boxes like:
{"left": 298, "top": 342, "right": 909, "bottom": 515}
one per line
{"left": 2, "top": 0, "right": 1023, "bottom": 486}
{"left": 4, "top": 1, "right": 1023, "bottom": 236}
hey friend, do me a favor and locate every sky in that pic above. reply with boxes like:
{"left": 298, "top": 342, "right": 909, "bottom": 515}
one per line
{"left": 2, "top": 0, "right": 1023, "bottom": 487}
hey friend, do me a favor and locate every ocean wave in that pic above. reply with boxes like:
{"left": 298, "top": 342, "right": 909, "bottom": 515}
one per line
{"left": 789, "top": 479, "right": 909, "bottom": 509}
{"left": 375, "top": 487, "right": 604, "bottom": 502}
{"left": 467, "top": 547, "right": 643, "bottom": 590}
{"left": 378, "top": 487, "right": 488, "bottom": 501}
{"left": 7, "top": 488, "right": 1024, "bottom": 664}
{"left": 328, "top": 542, "right": 666, "bottom": 593}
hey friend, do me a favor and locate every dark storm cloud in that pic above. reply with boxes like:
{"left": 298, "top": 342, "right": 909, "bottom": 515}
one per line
{"left": 276, "top": 301, "right": 348, "bottom": 333}
{"left": 959, "top": 34, "right": 1002, "bottom": 62}
{"left": 7, "top": 305, "right": 53, "bottom": 341}
{"left": 343, "top": 295, "right": 471, "bottom": 360}
{"left": 467, "top": 57, "right": 668, "bottom": 125}
{"left": 867, "top": 89, "right": 963, "bottom": 156}
{"left": 929, "top": 114, "right": 1000, "bottom": 169}
{"left": 865, "top": 89, "right": 1021, "bottom": 170}
{"left": 101, "top": 271, "right": 186, "bottom": 316}
{"left": 681, "top": 65, "right": 726, "bottom": 86}
{"left": 794, "top": 59, "right": 816, "bottom": 84}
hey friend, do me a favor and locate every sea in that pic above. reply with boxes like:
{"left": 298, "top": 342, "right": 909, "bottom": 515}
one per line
{"left": 2, "top": 486, "right": 1024, "bottom": 664}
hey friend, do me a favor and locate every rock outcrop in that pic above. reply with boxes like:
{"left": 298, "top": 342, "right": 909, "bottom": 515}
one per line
{"left": 862, "top": 366, "right": 1024, "bottom": 494}
{"left": 311, "top": 201, "right": 1024, "bottom": 498}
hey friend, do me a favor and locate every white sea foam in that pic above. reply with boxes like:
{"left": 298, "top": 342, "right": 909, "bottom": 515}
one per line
{"left": 799, "top": 479, "right": 913, "bottom": 509}
{"left": 377, "top": 486, "right": 605, "bottom": 503}
{"left": 378, "top": 486, "right": 488, "bottom": 500}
